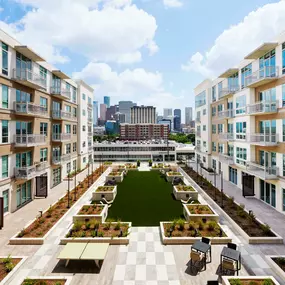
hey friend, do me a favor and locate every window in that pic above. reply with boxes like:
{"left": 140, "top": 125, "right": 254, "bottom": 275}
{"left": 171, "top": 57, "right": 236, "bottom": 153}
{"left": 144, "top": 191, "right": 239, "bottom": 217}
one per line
{"left": 16, "top": 151, "right": 32, "bottom": 167}
{"left": 229, "top": 167, "right": 237, "bottom": 185}
{"left": 83, "top": 126, "right": 86, "bottom": 132}
{"left": 218, "top": 143, "right": 223, "bottom": 153}
{"left": 2, "top": 42, "right": 8, "bottom": 76}
{"left": 39, "top": 66, "right": 47, "bottom": 80}
{"left": 1, "top": 120, "right": 8, "bottom": 143}
{"left": 212, "top": 142, "right": 216, "bottom": 152}
{"left": 72, "top": 107, "right": 77, "bottom": 117}
{"left": 218, "top": 82, "right": 223, "bottom": 99}
{"left": 212, "top": 86, "right": 216, "bottom": 102}
{"left": 52, "top": 168, "right": 61, "bottom": 186}
{"left": 283, "top": 188, "right": 285, "bottom": 211}
{"left": 16, "top": 90, "right": 31, "bottom": 102}
{"left": 283, "top": 43, "right": 285, "bottom": 75}
{"left": 203, "top": 125, "right": 206, "bottom": 131}
{"left": 40, "top": 97, "right": 47, "bottom": 110}
{"left": 88, "top": 97, "right": 92, "bottom": 105}
{"left": 1, "top": 155, "right": 8, "bottom": 178}
{"left": 82, "top": 93, "right": 86, "bottom": 100}
{"left": 228, "top": 145, "right": 234, "bottom": 157}
{"left": 218, "top": 104, "right": 223, "bottom": 112}
{"left": 203, "top": 109, "right": 206, "bottom": 115}
{"left": 83, "top": 141, "right": 86, "bottom": 147}
{"left": 241, "top": 63, "right": 252, "bottom": 88}
{"left": 82, "top": 109, "right": 86, "bottom": 116}
{"left": 228, "top": 123, "right": 233, "bottom": 134}
{"left": 72, "top": 87, "right": 77, "bottom": 103}
{"left": 40, "top": 122, "right": 48, "bottom": 136}
{"left": 282, "top": 85, "right": 285, "bottom": 107}
{"left": 16, "top": 181, "right": 32, "bottom": 208}
{"left": 73, "top": 160, "right": 76, "bottom": 170}
{"left": 83, "top": 157, "right": 86, "bottom": 163}
{"left": 2, "top": 85, "right": 8, "bottom": 108}
{"left": 66, "top": 144, "right": 71, "bottom": 154}
{"left": 212, "top": 106, "right": 216, "bottom": 116}
{"left": 212, "top": 125, "right": 216, "bottom": 134}
{"left": 65, "top": 124, "right": 71, "bottom": 134}
{"left": 67, "top": 162, "right": 71, "bottom": 174}
{"left": 236, "top": 122, "right": 246, "bottom": 140}
{"left": 2, "top": 189, "right": 9, "bottom": 213}
{"left": 65, "top": 105, "right": 71, "bottom": 113}
{"left": 40, "top": 148, "right": 48, "bottom": 162}
{"left": 203, "top": 141, "right": 206, "bottom": 148}
{"left": 73, "top": 125, "right": 77, "bottom": 135}
{"left": 218, "top": 124, "right": 223, "bottom": 134}
{"left": 260, "top": 180, "right": 276, "bottom": 208}
{"left": 236, "top": 95, "right": 246, "bottom": 114}
{"left": 212, "top": 159, "right": 216, "bottom": 170}
{"left": 236, "top": 147, "right": 247, "bottom": 165}
{"left": 195, "top": 91, "right": 206, "bottom": 108}
{"left": 260, "top": 49, "right": 276, "bottom": 76}
{"left": 73, "top": 142, "right": 77, "bottom": 152}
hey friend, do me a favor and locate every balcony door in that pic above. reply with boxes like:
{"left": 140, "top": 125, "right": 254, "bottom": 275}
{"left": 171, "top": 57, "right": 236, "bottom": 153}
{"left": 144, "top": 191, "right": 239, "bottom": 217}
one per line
{"left": 53, "top": 124, "right": 61, "bottom": 135}
{"left": 16, "top": 151, "right": 32, "bottom": 168}
{"left": 53, "top": 147, "right": 61, "bottom": 161}
{"left": 16, "top": 52, "right": 32, "bottom": 79}
{"left": 259, "top": 50, "right": 276, "bottom": 78}
{"left": 259, "top": 150, "right": 277, "bottom": 174}
{"left": 259, "top": 120, "right": 276, "bottom": 143}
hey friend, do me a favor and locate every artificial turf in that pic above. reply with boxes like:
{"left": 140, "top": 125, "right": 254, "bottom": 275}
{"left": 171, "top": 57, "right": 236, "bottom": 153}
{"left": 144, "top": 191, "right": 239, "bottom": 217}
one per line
{"left": 107, "top": 171, "right": 184, "bottom": 226}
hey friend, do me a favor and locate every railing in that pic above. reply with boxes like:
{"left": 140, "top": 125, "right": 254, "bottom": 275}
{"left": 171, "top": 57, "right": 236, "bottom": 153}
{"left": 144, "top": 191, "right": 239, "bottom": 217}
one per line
{"left": 14, "top": 134, "right": 46, "bottom": 146}
{"left": 219, "top": 133, "right": 234, "bottom": 141}
{"left": 88, "top": 132, "right": 93, "bottom": 137}
{"left": 52, "top": 110, "right": 76, "bottom": 120}
{"left": 50, "top": 87, "right": 71, "bottom": 100}
{"left": 87, "top": 103, "right": 93, "bottom": 109}
{"left": 12, "top": 68, "right": 46, "bottom": 89}
{"left": 52, "top": 133, "right": 71, "bottom": 141}
{"left": 195, "top": 117, "right": 201, "bottom": 123}
{"left": 88, "top": 117, "right": 93, "bottom": 123}
{"left": 196, "top": 145, "right": 201, "bottom": 152}
{"left": 246, "top": 133, "right": 279, "bottom": 145}
{"left": 88, "top": 145, "right": 93, "bottom": 152}
{"left": 52, "top": 156, "right": 61, "bottom": 165}
{"left": 14, "top": 102, "right": 48, "bottom": 116}
{"left": 219, "top": 153, "right": 234, "bottom": 165}
{"left": 218, "top": 109, "right": 234, "bottom": 119}
{"left": 196, "top": 130, "right": 201, "bottom": 137}
{"left": 15, "top": 166, "right": 36, "bottom": 179}
{"left": 35, "top": 162, "right": 49, "bottom": 172}
{"left": 246, "top": 162, "right": 279, "bottom": 179}
{"left": 247, "top": 101, "right": 278, "bottom": 115}
{"left": 218, "top": 86, "right": 239, "bottom": 99}
{"left": 245, "top": 66, "right": 279, "bottom": 87}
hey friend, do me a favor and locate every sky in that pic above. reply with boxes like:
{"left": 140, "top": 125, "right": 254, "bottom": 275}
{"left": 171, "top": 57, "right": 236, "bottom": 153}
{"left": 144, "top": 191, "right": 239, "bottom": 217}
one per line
{"left": 1, "top": 0, "right": 285, "bottom": 122}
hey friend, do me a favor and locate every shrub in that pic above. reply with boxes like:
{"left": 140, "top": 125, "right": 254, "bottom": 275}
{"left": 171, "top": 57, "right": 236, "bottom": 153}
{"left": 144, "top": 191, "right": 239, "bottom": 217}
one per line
{"left": 229, "top": 196, "right": 235, "bottom": 206}
{"left": 188, "top": 221, "right": 195, "bottom": 231}
{"left": 55, "top": 282, "right": 62, "bottom": 285}
{"left": 5, "top": 262, "right": 15, "bottom": 273}
{"left": 114, "top": 221, "right": 121, "bottom": 231}
{"left": 261, "top": 223, "right": 271, "bottom": 235}
{"left": 207, "top": 221, "right": 216, "bottom": 231}
{"left": 104, "top": 221, "right": 111, "bottom": 230}
{"left": 171, "top": 219, "right": 178, "bottom": 229}
{"left": 198, "top": 221, "right": 204, "bottom": 231}
{"left": 98, "top": 231, "right": 104, "bottom": 237}
{"left": 73, "top": 221, "right": 83, "bottom": 231}
{"left": 81, "top": 231, "right": 86, "bottom": 237}
{"left": 249, "top": 281, "right": 258, "bottom": 285}
{"left": 262, "top": 279, "right": 273, "bottom": 285}
{"left": 2, "top": 254, "right": 12, "bottom": 264}
{"left": 229, "top": 280, "right": 242, "bottom": 285}
{"left": 177, "top": 219, "right": 185, "bottom": 231}
{"left": 23, "top": 279, "right": 35, "bottom": 285}
{"left": 275, "top": 257, "right": 285, "bottom": 265}
{"left": 46, "top": 206, "right": 53, "bottom": 218}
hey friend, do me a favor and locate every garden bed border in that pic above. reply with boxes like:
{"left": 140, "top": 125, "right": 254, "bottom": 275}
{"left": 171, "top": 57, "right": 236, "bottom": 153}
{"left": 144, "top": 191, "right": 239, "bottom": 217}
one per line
{"left": 183, "top": 203, "right": 219, "bottom": 222}
{"left": 73, "top": 204, "right": 108, "bottom": 223}
{"left": 92, "top": 185, "right": 117, "bottom": 202}
{"left": 179, "top": 167, "right": 284, "bottom": 244}
{"left": 166, "top": 172, "right": 184, "bottom": 182}
{"left": 106, "top": 171, "right": 124, "bottom": 183}
{"left": 9, "top": 168, "right": 110, "bottom": 245}
{"left": 17, "top": 276, "right": 73, "bottom": 285}
{"left": 221, "top": 275, "right": 280, "bottom": 285}
{"left": 173, "top": 185, "right": 198, "bottom": 201}
{"left": 265, "top": 255, "right": 285, "bottom": 281}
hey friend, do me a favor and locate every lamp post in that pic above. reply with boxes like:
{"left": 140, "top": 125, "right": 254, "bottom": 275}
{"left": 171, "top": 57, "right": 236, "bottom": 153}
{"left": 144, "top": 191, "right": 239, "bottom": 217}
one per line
{"left": 214, "top": 168, "right": 217, "bottom": 201}
{"left": 74, "top": 161, "right": 77, "bottom": 201}
{"left": 88, "top": 160, "right": 90, "bottom": 187}
{"left": 220, "top": 170, "right": 224, "bottom": 208}
{"left": 67, "top": 171, "right": 70, "bottom": 208}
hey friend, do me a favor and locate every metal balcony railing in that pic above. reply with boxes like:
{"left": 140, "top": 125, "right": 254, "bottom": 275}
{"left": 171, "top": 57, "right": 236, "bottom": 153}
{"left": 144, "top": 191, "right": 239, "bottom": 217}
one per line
{"left": 52, "top": 110, "right": 76, "bottom": 121}
{"left": 218, "top": 109, "right": 234, "bottom": 119}
{"left": 15, "top": 166, "right": 36, "bottom": 179}
{"left": 87, "top": 103, "right": 93, "bottom": 109}
{"left": 218, "top": 86, "right": 239, "bottom": 99}
{"left": 12, "top": 68, "right": 46, "bottom": 89}
{"left": 195, "top": 117, "right": 201, "bottom": 123}
{"left": 196, "top": 145, "right": 201, "bottom": 152}
{"left": 196, "top": 130, "right": 201, "bottom": 137}
{"left": 219, "top": 153, "right": 234, "bottom": 165}
{"left": 14, "top": 134, "right": 46, "bottom": 146}
{"left": 14, "top": 102, "right": 48, "bottom": 116}
{"left": 246, "top": 133, "right": 279, "bottom": 146}
{"left": 219, "top": 133, "right": 234, "bottom": 141}
{"left": 50, "top": 87, "right": 71, "bottom": 100}
{"left": 52, "top": 133, "right": 71, "bottom": 141}
{"left": 35, "top": 161, "right": 49, "bottom": 172}
{"left": 246, "top": 162, "right": 279, "bottom": 180}
{"left": 247, "top": 101, "right": 278, "bottom": 115}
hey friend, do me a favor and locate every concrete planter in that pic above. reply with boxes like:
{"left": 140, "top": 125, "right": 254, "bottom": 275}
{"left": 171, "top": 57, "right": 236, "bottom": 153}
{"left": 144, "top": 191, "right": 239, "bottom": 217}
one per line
{"left": 166, "top": 172, "right": 184, "bottom": 182}
{"left": 92, "top": 185, "right": 117, "bottom": 202}
{"left": 17, "top": 276, "right": 73, "bottom": 285}
{"left": 106, "top": 172, "right": 124, "bottom": 183}
{"left": 61, "top": 222, "right": 132, "bottom": 245}
{"left": 0, "top": 257, "right": 27, "bottom": 285}
{"left": 173, "top": 185, "right": 198, "bottom": 201}
{"left": 222, "top": 276, "right": 280, "bottom": 285}
{"left": 179, "top": 167, "right": 284, "bottom": 244}
{"left": 160, "top": 222, "right": 231, "bottom": 245}
{"left": 126, "top": 167, "right": 138, "bottom": 171}
{"left": 73, "top": 204, "right": 108, "bottom": 223}
{"left": 265, "top": 255, "right": 285, "bottom": 281}
{"left": 183, "top": 204, "right": 219, "bottom": 222}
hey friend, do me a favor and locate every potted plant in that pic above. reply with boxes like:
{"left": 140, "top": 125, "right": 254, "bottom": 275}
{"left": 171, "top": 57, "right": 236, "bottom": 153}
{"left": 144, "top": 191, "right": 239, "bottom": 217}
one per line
{"left": 137, "top": 160, "right": 140, "bottom": 167}
{"left": 148, "top": 159, "right": 152, "bottom": 166}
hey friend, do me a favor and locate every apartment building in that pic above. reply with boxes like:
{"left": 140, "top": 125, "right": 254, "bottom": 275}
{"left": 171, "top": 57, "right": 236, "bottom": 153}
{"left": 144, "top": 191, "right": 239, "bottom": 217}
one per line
{"left": 0, "top": 30, "right": 93, "bottom": 214}
{"left": 195, "top": 32, "right": 285, "bottom": 214}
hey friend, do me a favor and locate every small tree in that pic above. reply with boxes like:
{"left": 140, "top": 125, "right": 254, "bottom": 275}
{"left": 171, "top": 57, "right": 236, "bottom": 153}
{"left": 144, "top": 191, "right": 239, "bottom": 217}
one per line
{"left": 137, "top": 160, "right": 140, "bottom": 167}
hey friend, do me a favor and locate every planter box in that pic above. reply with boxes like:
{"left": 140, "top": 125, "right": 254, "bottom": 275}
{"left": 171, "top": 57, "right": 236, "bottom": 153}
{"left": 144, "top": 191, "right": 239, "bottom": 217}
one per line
{"left": 9, "top": 168, "right": 109, "bottom": 245}
{"left": 265, "top": 256, "right": 285, "bottom": 282}
{"left": 160, "top": 222, "right": 231, "bottom": 245}
{"left": 166, "top": 172, "right": 184, "bottom": 182}
{"left": 179, "top": 167, "right": 284, "bottom": 244}
{"left": 92, "top": 185, "right": 117, "bottom": 202}
{"left": 126, "top": 167, "right": 138, "bottom": 171}
{"left": 0, "top": 257, "right": 27, "bottom": 285}
{"left": 73, "top": 204, "right": 108, "bottom": 223}
{"left": 183, "top": 204, "right": 219, "bottom": 222}
{"left": 173, "top": 185, "right": 198, "bottom": 201}
{"left": 106, "top": 172, "right": 124, "bottom": 183}
{"left": 61, "top": 222, "right": 132, "bottom": 245}
{"left": 222, "top": 276, "right": 280, "bottom": 285}
{"left": 18, "top": 276, "right": 73, "bottom": 285}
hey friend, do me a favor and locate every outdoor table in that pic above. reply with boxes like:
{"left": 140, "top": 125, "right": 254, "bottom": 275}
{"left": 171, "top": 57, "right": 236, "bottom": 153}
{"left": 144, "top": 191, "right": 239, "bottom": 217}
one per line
{"left": 220, "top": 246, "right": 241, "bottom": 275}
{"left": 191, "top": 240, "right": 211, "bottom": 270}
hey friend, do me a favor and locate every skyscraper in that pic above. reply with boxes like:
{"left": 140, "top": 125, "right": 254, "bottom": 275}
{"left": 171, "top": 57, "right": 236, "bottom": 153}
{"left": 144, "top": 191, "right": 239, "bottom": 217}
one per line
{"left": 93, "top": 101, "right": 98, "bottom": 127}
{"left": 106, "top": 105, "right": 119, "bottom": 120}
{"left": 173, "top": 116, "right": 181, "bottom": 132}
{"left": 185, "top": 107, "right": 193, "bottom": 125}
{"left": 130, "top": 106, "right": 156, "bottom": 124}
{"left": 163, "top": 108, "right": 172, "bottom": 118}
{"left": 104, "top": 96, "right": 110, "bottom": 108}
{"left": 100, "top": 103, "right": 107, "bottom": 121}
{"left": 118, "top": 101, "right": 137, "bottom": 123}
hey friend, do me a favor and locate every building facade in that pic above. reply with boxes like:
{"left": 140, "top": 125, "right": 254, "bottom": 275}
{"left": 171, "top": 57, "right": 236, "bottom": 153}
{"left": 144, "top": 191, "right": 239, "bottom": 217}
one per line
{"left": 93, "top": 101, "right": 98, "bottom": 127}
{"left": 130, "top": 106, "right": 156, "bottom": 124}
{"left": 106, "top": 105, "right": 118, "bottom": 120}
{"left": 163, "top": 108, "right": 172, "bottom": 118}
{"left": 100, "top": 103, "right": 107, "bottom": 121}
{"left": 120, "top": 124, "right": 169, "bottom": 141}
{"left": 185, "top": 107, "right": 193, "bottom": 125}
{"left": 195, "top": 33, "right": 285, "bottom": 214}
{"left": 104, "top": 96, "right": 110, "bottom": 108}
{"left": 0, "top": 29, "right": 93, "bottom": 214}
{"left": 118, "top": 101, "right": 137, "bottom": 123}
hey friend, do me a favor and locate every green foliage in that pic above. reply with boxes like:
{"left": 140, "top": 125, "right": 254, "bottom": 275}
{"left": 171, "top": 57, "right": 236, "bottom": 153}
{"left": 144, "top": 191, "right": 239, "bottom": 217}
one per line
{"left": 188, "top": 221, "right": 195, "bottom": 231}
{"left": 249, "top": 281, "right": 258, "bottom": 285}
{"left": 229, "top": 279, "right": 242, "bottom": 285}
{"left": 98, "top": 231, "right": 104, "bottom": 237}
{"left": 275, "top": 257, "right": 285, "bottom": 265}
{"left": 2, "top": 254, "right": 12, "bottom": 265}
{"left": 114, "top": 221, "right": 121, "bottom": 230}
{"left": 262, "top": 279, "right": 274, "bottom": 285}
{"left": 207, "top": 221, "right": 216, "bottom": 231}
{"left": 261, "top": 223, "right": 271, "bottom": 235}
{"left": 103, "top": 221, "right": 112, "bottom": 230}
{"left": 169, "top": 133, "right": 195, "bottom": 144}
{"left": 4, "top": 261, "right": 15, "bottom": 273}
{"left": 176, "top": 219, "right": 185, "bottom": 231}
{"left": 22, "top": 279, "right": 35, "bottom": 285}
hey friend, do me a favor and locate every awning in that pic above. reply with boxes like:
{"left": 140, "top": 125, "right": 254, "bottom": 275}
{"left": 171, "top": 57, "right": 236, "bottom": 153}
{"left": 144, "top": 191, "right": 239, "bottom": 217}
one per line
{"left": 14, "top": 46, "right": 45, "bottom": 62}
{"left": 52, "top": 70, "right": 70, "bottom": 80}
{"left": 218, "top": 68, "right": 239, "bottom": 78}
{"left": 244, "top": 43, "right": 278, "bottom": 60}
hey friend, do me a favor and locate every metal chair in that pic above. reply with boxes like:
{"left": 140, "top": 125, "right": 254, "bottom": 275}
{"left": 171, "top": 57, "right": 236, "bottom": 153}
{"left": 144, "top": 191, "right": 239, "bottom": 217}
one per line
{"left": 221, "top": 259, "right": 235, "bottom": 276}
{"left": 190, "top": 251, "right": 205, "bottom": 272}
{"left": 202, "top": 237, "right": 210, "bottom": 244}
{"left": 207, "top": 281, "right": 218, "bottom": 285}
{"left": 227, "top": 242, "right": 237, "bottom": 250}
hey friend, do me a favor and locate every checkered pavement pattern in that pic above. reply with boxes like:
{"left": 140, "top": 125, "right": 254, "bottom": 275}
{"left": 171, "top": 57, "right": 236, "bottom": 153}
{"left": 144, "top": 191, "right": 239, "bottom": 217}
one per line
{"left": 112, "top": 227, "right": 180, "bottom": 285}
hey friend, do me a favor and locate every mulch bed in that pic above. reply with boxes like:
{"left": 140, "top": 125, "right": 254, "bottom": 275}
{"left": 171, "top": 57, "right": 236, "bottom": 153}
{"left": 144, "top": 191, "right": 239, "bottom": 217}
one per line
{"left": 272, "top": 257, "right": 285, "bottom": 271}
{"left": 229, "top": 279, "right": 275, "bottom": 285}
{"left": 0, "top": 258, "right": 21, "bottom": 282}
{"left": 96, "top": 186, "right": 115, "bottom": 192}
{"left": 22, "top": 279, "right": 66, "bottom": 285}
{"left": 187, "top": 205, "right": 213, "bottom": 214}
{"left": 182, "top": 166, "right": 276, "bottom": 238}
{"left": 78, "top": 205, "right": 104, "bottom": 215}
{"left": 17, "top": 167, "right": 107, "bottom": 238}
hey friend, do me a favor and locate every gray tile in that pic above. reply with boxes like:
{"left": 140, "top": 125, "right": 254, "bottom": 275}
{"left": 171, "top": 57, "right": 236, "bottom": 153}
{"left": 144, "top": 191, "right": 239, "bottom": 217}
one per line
{"left": 125, "top": 265, "right": 136, "bottom": 280}
{"left": 128, "top": 241, "right": 138, "bottom": 252}
{"left": 146, "top": 241, "right": 155, "bottom": 252}
{"left": 138, "top": 232, "right": 146, "bottom": 241}
{"left": 155, "top": 252, "right": 165, "bottom": 265}
{"left": 166, "top": 265, "right": 179, "bottom": 280}
{"left": 117, "top": 252, "right": 128, "bottom": 265}
{"left": 146, "top": 265, "right": 157, "bottom": 281}
{"left": 137, "top": 252, "right": 146, "bottom": 265}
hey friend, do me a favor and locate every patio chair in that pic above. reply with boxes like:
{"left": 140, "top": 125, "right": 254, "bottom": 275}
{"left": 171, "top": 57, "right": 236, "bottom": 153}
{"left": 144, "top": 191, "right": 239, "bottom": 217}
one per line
{"left": 221, "top": 259, "right": 235, "bottom": 276}
{"left": 202, "top": 237, "right": 211, "bottom": 244}
{"left": 227, "top": 242, "right": 237, "bottom": 250}
{"left": 190, "top": 251, "right": 205, "bottom": 272}
{"left": 207, "top": 281, "right": 218, "bottom": 285}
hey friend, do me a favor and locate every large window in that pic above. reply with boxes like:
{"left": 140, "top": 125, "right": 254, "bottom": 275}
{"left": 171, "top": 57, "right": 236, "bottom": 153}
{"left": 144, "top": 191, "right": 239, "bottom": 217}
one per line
{"left": 218, "top": 82, "right": 223, "bottom": 99}
{"left": 65, "top": 124, "right": 71, "bottom": 134}
{"left": 236, "top": 147, "right": 247, "bottom": 166}
{"left": 2, "top": 85, "right": 8, "bottom": 108}
{"left": 236, "top": 122, "right": 246, "bottom": 140}
{"left": 2, "top": 42, "right": 8, "bottom": 76}
{"left": 82, "top": 93, "right": 86, "bottom": 100}
{"left": 65, "top": 105, "right": 71, "bottom": 113}
{"left": 67, "top": 162, "right": 71, "bottom": 174}
{"left": 195, "top": 91, "right": 206, "bottom": 108}
{"left": 203, "top": 125, "right": 206, "bottom": 131}
{"left": 52, "top": 168, "right": 61, "bottom": 186}
{"left": 236, "top": 95, "right": 246, "bottom": 114}
{"left": 218, "top": 143, "right": 224, "bottom": 153}
{"left": 260, "top": 49, "right": 276, "bottom": 71}
{"left": 39, "top": 66, "right": 47, "bottom": 80}
{"left": 283, "top": 43, "right": 285, "bottom": 75}
{"left": 1, "top": 120, "right": 8, "bottom": 143}
{"left": 241, "top": 63, "right": 252, "bottom": 88}
{"left": 2, "top": 189, "right": 9, "bottom": 213}
{"left": 72, "top": 107, "right": 77, "bottom": 117}
{"left": 16, "top": 90, "right": 31, "bottom": 102}
{"left": 212, "top": 106, "right": 216, "bottom": 116}
{"left": 228, "top": 123, "right": 233, "bottom": 134}
{"left": 212, "top": 124, "right": 216, "bottom": 134}
{"left": 1, "top": 155, "right": 8, "bottom": 178}
{"left": 228, "top": 72, "right": 239, "bottom": 89}
{"left": 212, "top": 142, "right": 216, "bottom": 152}
{"left": 283, "top": 119, "right": 285, "bottom": 142}
{"left": 260, "top": 180, "right": 276, "bottom": 208}
{"left": 72, "top": 87, "right": 77, "bottom": 103}
{"left": 40, "top": 122, "right": 48, "bottom": 136}
{"left": 218, "top": 124, "right": 223, "bottom": 134}
{"left": 212, "top": 86, "right": 216, "bottom": 102}
{"left": 40, "top": 148, "right": 48, "bottom": 162}
{"left": 73, "top": 142, "right": 77, "bottom": 152}
{"left": 229, "top": 167, "right": 237, "bottom": 185}
{"left": 16, "top": 181, "right": 32, "bottom": 208}
{"left": 66, "top": 143, "right": 71, "bottom": 154}
{"left": 16, "top": 151, "right": 32, "bottom": 167}
{"left": 218, "top": 104, "right": 223, "bottom": 112}
{"left": 73, "top": 125, "right": 77, "bottom": 135}
{"left": 40, "top": 97, "right": 47, "bottom": 110}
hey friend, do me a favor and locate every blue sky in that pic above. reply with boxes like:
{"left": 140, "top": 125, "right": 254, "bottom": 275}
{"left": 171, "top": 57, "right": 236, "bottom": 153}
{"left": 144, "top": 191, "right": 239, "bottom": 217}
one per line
{"left": 0, "top": 0, "right": 284, "bottom": 120}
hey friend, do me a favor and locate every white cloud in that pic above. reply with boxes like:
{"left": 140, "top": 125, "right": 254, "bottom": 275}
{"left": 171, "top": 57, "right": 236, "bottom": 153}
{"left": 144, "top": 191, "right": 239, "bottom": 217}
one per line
{"left": 163, "top": 0, "right": 183, "bottom": 8}
{"left": 0, "top": 7, "right": 4, "bottom": 12}
{"left": 1, "top": 0, "right": 158, "bottom": 64}
{"left": 182, "top": 0, "right": 285, "bottom": 77}
{"left": 73, "top": 62, "right": 185, "bottom": 113}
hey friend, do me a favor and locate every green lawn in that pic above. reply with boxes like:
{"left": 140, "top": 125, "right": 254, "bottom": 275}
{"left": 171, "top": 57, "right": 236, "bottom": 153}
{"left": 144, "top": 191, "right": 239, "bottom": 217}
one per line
{"left": 107, "top": 171, "right": 184, "bottom": 226}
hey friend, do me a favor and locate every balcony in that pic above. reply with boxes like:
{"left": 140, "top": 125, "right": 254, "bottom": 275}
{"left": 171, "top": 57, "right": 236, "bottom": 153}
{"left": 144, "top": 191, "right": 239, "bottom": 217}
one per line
{"left": 246, "top": 133, "right": 279, "bottom": 146}
{"left": 14, "top": 102, "right": 48, "bottom": 117}
{"left": 247, "top": 101, "right": 278, "bottom": 115}
{"left": 246, "top": 162, "right": 279, "bottom": 180}
{"left": 196, "top": 145, "right": 201, "bottom": 152}
{"left": 244, "top": 66, "right": 279, "bottom": 88}
{"left": 88, "top": 145, "right": 93, "bottom": 152}
{"left": 219, "top": 133, "right": 234, "bottom": 141}
{"left": 218, "top": 109, "right": 234, "bottom": 119}
{"left": 15, "top": 166, "right": 36, "bottom": 180}
{"left": 219, "top": 153, "right": 234, "bottom": 165}
{"left": 196, "top": 130, "right": 201, "bottom": 137}
{"left": 14, "top": 134, "right": 46, "bottom": 147}
{"left": 195, "top": 117, "right": 201, "bottom": 123}
{"left": 52, "top": 154, "right": 71, "bottom": 165}
{"left": 87, "top": 103, "right": 93, "bottom": 109}
{"left": 88, "top": 132, "right": 93, "bottom": 137}
{"left": 88, "top": 117, "right": 93, "bottom": 124}
{"left": 12, "top": 68, "right": 46, "bottom": 90}
{"left": 52, "top": 133, "right": 71, "bottom": 142}
{"left": 35, "top": 161, "right": 49, "bottom": 173}
{"left": 218, "top": 86, "right": 239, "bottom": 100}
{"left": 52, "top": 110, "right": 77, "bottom": 121}
{"left": 50, "top": 87, "right": 71, "bottom": 100}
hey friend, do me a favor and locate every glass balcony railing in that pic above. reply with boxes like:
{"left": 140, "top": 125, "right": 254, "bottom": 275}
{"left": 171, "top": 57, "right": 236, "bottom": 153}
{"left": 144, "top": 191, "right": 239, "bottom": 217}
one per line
{"left": 14, "top": 134, "right": 46, "bottom": 146}
{"left": 12, "top": 68, "right": 47, "bottom": 89}
{"left": 247, "top": 101, "right": 278, "bottom": 115}
{"left": 52, "top": 110, "right": 76, "bottom": 121}
{"left": 245, "top": 66, "right": 279, "bottom": 88}
{"left": 15, "top": 166, "right": 36, "bottom": 180}
{"left": 50, "top": 87, "right": 71, "bottom": 100}
{"left": 52, "top": 133, "right": 71, "bottom": 142}
{"left": 14, "top": 102, "right": 48, "bottom": 116}
{"left": 246, "top": 162, "right": 279, "bottom": 180}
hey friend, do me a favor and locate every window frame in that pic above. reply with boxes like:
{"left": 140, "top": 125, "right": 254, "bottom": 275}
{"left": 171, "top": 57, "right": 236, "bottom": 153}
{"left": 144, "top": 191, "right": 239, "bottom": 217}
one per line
{"left": 2, "top": 85, "right": 8, "bottom": 108}
{"left": 2, "top": 42, "right": 8, "bottom": 76}
{"left": 1, "top": 155, "right": 8, "bottom": 178}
